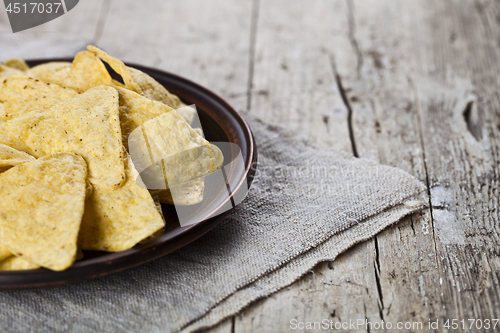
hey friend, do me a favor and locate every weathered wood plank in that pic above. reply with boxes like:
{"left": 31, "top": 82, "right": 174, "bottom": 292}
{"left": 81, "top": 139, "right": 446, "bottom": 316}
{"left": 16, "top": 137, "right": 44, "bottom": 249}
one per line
{"left": 95, "top": 0, "right": 253, "bottom": 112}
{"left": 339, "top": 0, "right": 500, "bottom": 329}
{"left": 235, "top": 0, "right": 381, "bottom": 332}
{"left": 335, "top": 0, "right": 447, "bottom": 328}
{"left": 249, "top": 0, "right": 352, "bottom": 152}
{"left": 238, "top": 0, "right": 500, "bottom": 331}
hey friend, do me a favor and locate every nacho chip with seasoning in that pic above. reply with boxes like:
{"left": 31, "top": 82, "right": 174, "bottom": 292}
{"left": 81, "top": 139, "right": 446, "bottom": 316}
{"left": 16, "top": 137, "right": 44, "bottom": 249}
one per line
{"left": 0, "top": 144, "right": 35, "bottom": 262}
{"left": 87, "top": 45, "right": 196, "bottom": 123}
{"left": 0, "top": 64, "right": 24, "bottom": 81}
{"left": 0, "top": 75, "right": 79, "bottom": 115}
{"left": 0, "top": 256, "right": 41, "bottom": 271}
{"left": 0, "top": 143, "right": 35, "bottom": 173}
{"left": 120, "top": 87, "right": 223, "bottom": 190}
{"left": 0, "top": 247, "right": 11, "bottom": 262}
{"left": 134, "top": 111, "right": 223, "bottom": 189}
{"left": 26, "top": 61, "right": 71, "bottom": 84}
{"left": 0, "top": 153, "right": 87, "bottom": 271}
{"left": 78, "top": 155, "right": 165, "bottom": 252}
{"left": 28, "top": 51, "right": 112, "bottom": 93}
{"left": 0, "top": 85, "right": 125, "bottom": 190}
{"left": 156, "top": 177, "right": 205, "bottom": 206}
{"left": 3, "top": 59, "right": 29, "bottom": 72}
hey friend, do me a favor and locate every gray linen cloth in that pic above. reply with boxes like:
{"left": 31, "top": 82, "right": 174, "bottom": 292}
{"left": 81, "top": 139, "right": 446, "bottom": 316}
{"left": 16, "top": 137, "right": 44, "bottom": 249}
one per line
{"left": 0, "top": 116, "right": 426, "bottom": 333}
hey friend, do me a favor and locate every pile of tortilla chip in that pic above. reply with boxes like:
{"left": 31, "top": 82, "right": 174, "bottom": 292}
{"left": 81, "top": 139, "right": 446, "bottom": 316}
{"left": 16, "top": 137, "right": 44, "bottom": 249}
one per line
{"left": 0, "top": 46, "right": 223, "bottom": 272}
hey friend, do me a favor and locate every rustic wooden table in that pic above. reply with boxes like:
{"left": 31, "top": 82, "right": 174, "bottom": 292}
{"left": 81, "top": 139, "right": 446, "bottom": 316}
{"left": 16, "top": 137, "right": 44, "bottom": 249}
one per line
{"left": 1, "top": 0, "right": 499, "bottom": 331}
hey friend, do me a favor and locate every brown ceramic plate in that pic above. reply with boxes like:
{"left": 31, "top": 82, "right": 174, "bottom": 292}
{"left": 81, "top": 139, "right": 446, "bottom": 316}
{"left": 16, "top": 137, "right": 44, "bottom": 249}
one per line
{"left": 0, "top": 59, "right": 257, "bottom": 290}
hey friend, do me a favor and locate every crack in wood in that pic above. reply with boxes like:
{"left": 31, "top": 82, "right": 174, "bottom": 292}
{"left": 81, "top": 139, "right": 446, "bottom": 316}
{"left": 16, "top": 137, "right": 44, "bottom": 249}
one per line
{"left": 363, "top": 302, "right": 371, "bottom": 333}
{"left": 373, "top": 236, "right": 385, "bottom": 320}
{"left": 410, "top": 216, "right": 417, "bottom": 235}
{"left": 331, "top": 64, "right": 359, "bottom": 157}
{"left": 246, "top": 0, "right": 260, "bottom": 112}
{"left": 346, "top": 0, "right": 363, "bottom": 75}
{"left": 407, "top": 77, "right": 441, "bottom": 259}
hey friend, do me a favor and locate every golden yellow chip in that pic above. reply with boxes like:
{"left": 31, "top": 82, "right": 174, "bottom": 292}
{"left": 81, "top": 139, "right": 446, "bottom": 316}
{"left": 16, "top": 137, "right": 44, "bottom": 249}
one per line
{"left": 0, "top": 64, "right": 24, "bottom": 81}
{"left": 87, "top": 46, "right": 190, "bottom": 111}
{"left": 0, "top": 142, "right": 35, "bottom": 173}
{"left": 0, "top": 75, "right": 79, "bottom": 115}
{"left": 78, "top": 155, "right": 165, "bottom": 252}
{"left": 27, "top": 52, "right": 112, "bottom": 93}
{"left": 0, "top": 85, "right": 125, "bottom": 190}
{"left": 116, "top": 86, "right": 169, "bottom": 149}
{"left": 119, "top": 87, "right": 223, "bottom": 189}
{"left": 62, "top": 51, "right": 113, "bottom": 92}
{"left": 0, "top": 247, "right": 11, "bottom": 262}
{"left": 0, "top": 256, "right": 40, "bottom": 271}
{"left": 3, "top": 59, "right": 29, "bottom": 71}
{"left": 0, "top": 153, "right": 87, "bottom": 271}
{"left": 26, "top": 61, "right": 71, "bottom": 83}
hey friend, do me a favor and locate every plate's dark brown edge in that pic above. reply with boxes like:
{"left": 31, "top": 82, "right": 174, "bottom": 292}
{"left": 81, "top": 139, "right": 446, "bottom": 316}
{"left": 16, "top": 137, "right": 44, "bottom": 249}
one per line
{"left": 0, "top": 59, "right": 258, "bottom": 290}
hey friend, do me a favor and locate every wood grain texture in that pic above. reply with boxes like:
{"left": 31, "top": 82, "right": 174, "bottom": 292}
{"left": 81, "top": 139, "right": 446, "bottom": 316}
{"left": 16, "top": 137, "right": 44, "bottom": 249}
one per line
{"left": 249, "top": 0, "right": 352, "bottom": 152}
{"left": 232, "top": 0, "right": 500, "bottom": 332}
{"left": 95, "top": 0, "right": 253, "bottom": 112}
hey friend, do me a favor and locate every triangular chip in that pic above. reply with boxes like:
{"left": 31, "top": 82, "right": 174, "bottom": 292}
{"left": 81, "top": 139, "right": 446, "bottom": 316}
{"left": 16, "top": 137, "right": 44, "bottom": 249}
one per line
{"left": 0, "top": 64, "right": 24, "bottom": 81}
{"left": 119, "top": 87, "right": 223, "bottom": 189}
{"left": 0, "top": 86, "right": 125, "bottom": 189}
{"left": 0, "top": 143, "right": 35, "bottom": 173}
{"left": 27, "top": 52, "right": 112, "bottom": 92}
{"left": 156, "top": 177, "right": 205, "bottom": 206}
{"left": 0, "top": 247, "right": 11, "bottom": 262}
{"left": 3, "top": 59, "right": 29, "bottom": 71}
{"left": 78, "top": 155, "right": 165, "bottom": 251}
{"left": 0, "top": 144, "right": 35, "bottom": 262}
{"left": 116, "top": 86, "right": 166, "bottom": 148}
{"left": 87, "top": 46, "right": 195, "bottom": 118}
{"left": 0, "top": 153, "right": 87, "bottom": 271}
{"left": 26, "top": 61, "right": 71, "bottom": 84}
{"left": 0, "top": 75, "right": 79, "bottom": 115}
{"left": 0, "top": 256, "right": 40, "bottom": 271}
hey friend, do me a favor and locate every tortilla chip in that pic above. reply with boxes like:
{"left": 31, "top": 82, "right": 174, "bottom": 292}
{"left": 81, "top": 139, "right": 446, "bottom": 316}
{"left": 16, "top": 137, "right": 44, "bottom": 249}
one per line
{"left": 0, "top": 247, "right": 11, "bottom": 262}
{"left": 119, "top": 87, "right": 223, "bottom": 189}
{"left": 0, "top": 103, "right": 4, "bottom": 116}
{"left": 0, "top": 75, "right": 79, "bottom": 115}
{"left": 0, "top": 153, "right": 87, "bottom": 271}
{"left": 0, "top": 64, "right": 24, "bottom": 81}
{"left": 3, "top": 59, "right": 29, "bottom": 71}
{"left": 27, "top": 52, "right": 112, "bottom": 92}
{"left": 87, "top": 46, "right": 191, "bottom": 111}
{"left": 26, "top": 62, "right": 71, "bottom": 84}
{"left": 0, "top": 143, "right": 35, "bottom": 173}
{"left": 78, "top": 155, "right": 165, "bottom": 252}
{"left": 175, "top": 104, "right": 196, "bottom": 126}
{"left": 0, "top": 86, "right": 125, "bottom": 190}
{"left": 135, "top": 113, "right": 223, "bottom": 189}
{"left": 62, "top": 51, "right": 113, "bottom": 92}
{"left": 157, "top": 177, "right": 205, "bottom": 206}
{"left": 116, "top": 86, "right": 166, "bottom": 149}
{"left": 0, "top": 256, "right": 40, "bottom": 271}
